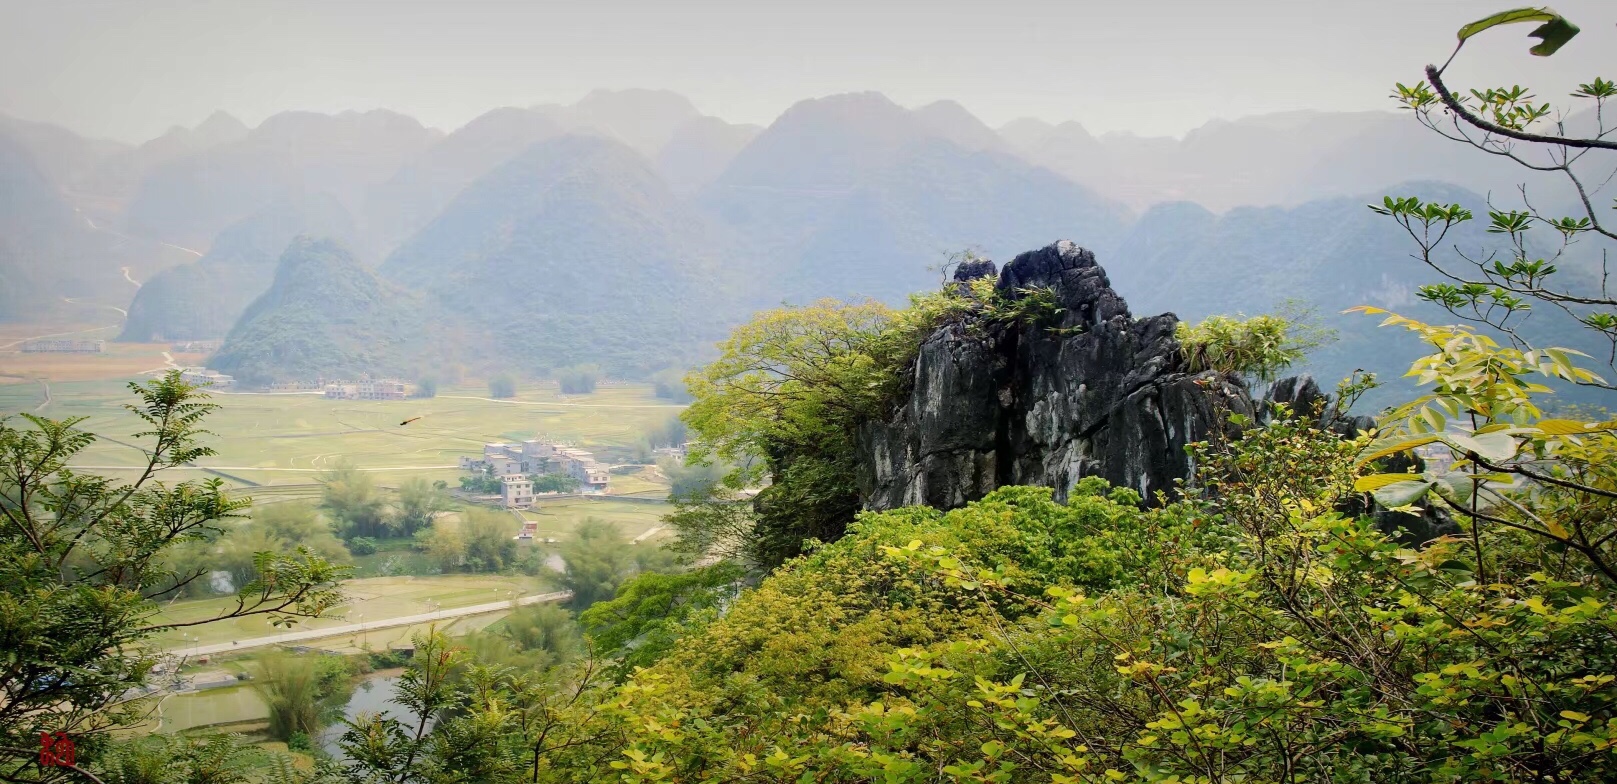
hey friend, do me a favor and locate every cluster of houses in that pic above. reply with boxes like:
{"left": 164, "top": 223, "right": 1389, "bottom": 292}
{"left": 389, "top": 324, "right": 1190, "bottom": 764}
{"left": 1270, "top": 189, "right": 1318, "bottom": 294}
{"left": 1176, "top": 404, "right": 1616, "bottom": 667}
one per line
{"left": 460, "top": 440, "right": 612, "bottom": 508}
{"left": 20, "top": 339, "right": 104, "bottom": 353}
{"left": 179, "top": 367, "right": 235, "bottom": 388}
{"left": 268, "top": 379, "right": 326, "bottom": 391}
{"left": 323, "top": 379, "right": 416, "bottom": 400}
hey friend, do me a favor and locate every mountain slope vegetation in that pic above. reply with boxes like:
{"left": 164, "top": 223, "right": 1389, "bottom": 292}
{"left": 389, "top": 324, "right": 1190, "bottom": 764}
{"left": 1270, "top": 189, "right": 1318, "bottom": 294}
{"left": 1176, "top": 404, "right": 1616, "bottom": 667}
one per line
{"left": 119, "top": 195, "right": 359, "bottom": 341}
{"left": 211, "top": 236, "right": 459, "bottom": 385}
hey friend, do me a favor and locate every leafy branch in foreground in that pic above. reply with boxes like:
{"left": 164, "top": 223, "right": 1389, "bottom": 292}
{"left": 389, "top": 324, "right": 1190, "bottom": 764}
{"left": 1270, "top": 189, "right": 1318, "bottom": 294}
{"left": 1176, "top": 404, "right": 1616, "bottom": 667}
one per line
{"left": 1349, "top": 307, "right": 1617, "bottom": 586}
{"left": 1381, "top": 5, "right": 1616, "bottom": 383}
{"left": 0, "top": 371, "right": 348, "bottom": 781}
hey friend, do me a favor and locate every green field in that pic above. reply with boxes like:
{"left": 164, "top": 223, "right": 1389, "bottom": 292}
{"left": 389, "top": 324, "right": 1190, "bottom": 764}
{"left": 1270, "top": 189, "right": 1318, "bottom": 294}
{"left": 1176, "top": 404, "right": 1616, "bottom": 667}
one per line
{"left": 3, "top": 373, "right": 683, "bottom": 665}
{"left": 152, "top": 573, "right": 548, "bottom": 649}
{"left": 521, "top": 497, "right": 674, "bottom": 542}
{"left": 154, "top": 684, "right": 269, "bottom": 733}
{"left": 0, "top": 378, "right": 685, "bottom": 491}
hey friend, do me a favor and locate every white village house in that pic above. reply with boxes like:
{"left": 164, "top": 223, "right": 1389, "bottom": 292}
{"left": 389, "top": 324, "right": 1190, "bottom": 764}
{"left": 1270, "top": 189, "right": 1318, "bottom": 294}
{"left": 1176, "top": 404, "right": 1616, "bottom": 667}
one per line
{"left": 462, "top": 439, "right": 611, "bottom": 506}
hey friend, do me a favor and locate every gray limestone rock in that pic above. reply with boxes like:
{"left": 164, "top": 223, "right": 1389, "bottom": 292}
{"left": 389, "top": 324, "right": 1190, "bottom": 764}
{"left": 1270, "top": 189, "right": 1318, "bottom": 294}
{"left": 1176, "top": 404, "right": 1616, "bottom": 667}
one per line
{"left": 858, "top": 240, "right": 1255, "bottom": 510}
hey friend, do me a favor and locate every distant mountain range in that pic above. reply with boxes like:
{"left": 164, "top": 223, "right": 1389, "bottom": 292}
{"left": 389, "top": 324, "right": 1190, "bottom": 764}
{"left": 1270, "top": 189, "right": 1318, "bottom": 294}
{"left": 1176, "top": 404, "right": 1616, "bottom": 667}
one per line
{"left": 380, "top": 134, "right": 733, "bottom": 378}
{"left": 1, "top": 89, "right": 1594, "bottom": 393}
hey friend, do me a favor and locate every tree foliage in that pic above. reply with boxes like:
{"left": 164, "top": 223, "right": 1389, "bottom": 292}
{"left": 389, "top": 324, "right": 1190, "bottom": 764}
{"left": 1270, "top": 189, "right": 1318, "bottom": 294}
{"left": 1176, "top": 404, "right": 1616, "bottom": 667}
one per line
{"left": 395, "top": 478, "right": 452, "bottom": 536}
{"left": 253, "top": 652, "right": 356, "bottom": 742}
{"left": 553, "top": 520, "right": 677, "bottom": 611}
{"left": 557, "top": 364, "right": 601, "bottom": 395}
{"left": 649, "top": 369, "right": 692, "bottom": 403}
{"left": 321, "top": 459, "right": 391, "bottom": 539}
{"left": 0, "top": 371, "right": 348, "bottom": 780}
{"left": 1383, "top": 6, "right": 1614, "bottom": 383}
{"left": 165, "top": 501, "right": 351, "bottom": 598}
{"left": 419, "top": 508, "right": 518, "bottom": 573}
{"left": 532, "top": 474, "right": 581, "bottom": 494}
{"left": 681, "top": 294, "right": 966, "bottom": 566}
{"left": 578, "top": 561, "right": 745, "bottom": 676}
{"left": 1175, "top": 306, "right": 1332, "bottom": 382}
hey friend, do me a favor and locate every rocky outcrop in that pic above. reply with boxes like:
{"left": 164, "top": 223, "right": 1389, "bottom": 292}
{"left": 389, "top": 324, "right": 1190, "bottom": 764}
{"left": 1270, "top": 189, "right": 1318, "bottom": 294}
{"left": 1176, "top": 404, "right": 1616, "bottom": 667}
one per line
{"left": 857, "top": 240, "right": 1255, "bottom": 510}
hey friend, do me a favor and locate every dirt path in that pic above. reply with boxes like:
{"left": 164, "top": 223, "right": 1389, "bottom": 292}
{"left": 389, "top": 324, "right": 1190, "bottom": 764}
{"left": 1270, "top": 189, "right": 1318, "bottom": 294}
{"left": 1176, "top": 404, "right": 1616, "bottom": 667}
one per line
{"left": 81, "top": 210, "right": 203, "bottom": 260}
{"left": 62, "top": 296, "right": 128, "bottom": 317}
{"left": 0, "top": 323, "right": 121, "bottom": 350}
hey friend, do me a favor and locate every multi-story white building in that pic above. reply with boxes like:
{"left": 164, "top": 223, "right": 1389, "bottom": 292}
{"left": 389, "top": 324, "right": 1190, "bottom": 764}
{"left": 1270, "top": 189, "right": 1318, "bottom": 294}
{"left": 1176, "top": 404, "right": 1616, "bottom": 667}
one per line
{"left": 501, "top": 475, "right": 534, "bottom": 509}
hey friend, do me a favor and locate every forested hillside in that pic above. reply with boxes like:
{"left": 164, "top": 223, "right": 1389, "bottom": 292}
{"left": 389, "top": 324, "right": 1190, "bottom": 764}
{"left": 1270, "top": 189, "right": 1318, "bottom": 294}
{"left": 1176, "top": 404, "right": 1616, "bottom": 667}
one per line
{"left": 210, "top": 237, "right": 461, "bottom": 385}
{"left": 120, "top": 196, "right": 359, "bottom": 341}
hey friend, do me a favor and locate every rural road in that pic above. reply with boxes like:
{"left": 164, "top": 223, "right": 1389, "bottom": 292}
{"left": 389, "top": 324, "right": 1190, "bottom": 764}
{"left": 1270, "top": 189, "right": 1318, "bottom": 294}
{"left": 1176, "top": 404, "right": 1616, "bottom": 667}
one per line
{"left": 63, "top": 296, "right": 128, "bottom": 317}
{"left": 0, "top": 323, "right": 122, "bottom": 350}
{"left": 80, "top": 209, "right": 203, "bottom": 259}
{"left": 175, "top": 590, "right": 572, "bottom": 656}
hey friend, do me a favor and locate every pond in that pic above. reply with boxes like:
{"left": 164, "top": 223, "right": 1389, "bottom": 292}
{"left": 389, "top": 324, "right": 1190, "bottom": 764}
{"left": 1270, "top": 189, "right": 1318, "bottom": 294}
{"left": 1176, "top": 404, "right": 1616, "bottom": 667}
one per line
{"left": 320, "top": 671, "right": 427, "bottom": 758}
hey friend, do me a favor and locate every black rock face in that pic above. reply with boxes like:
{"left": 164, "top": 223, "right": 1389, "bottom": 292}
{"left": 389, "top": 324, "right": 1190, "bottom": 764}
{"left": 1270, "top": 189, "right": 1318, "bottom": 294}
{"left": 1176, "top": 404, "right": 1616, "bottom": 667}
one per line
{"left": 952, "top": 257, "right": 998, "bottom": 282}
{"left": 857, "top": 240, "right": 1256, "bottom": 510}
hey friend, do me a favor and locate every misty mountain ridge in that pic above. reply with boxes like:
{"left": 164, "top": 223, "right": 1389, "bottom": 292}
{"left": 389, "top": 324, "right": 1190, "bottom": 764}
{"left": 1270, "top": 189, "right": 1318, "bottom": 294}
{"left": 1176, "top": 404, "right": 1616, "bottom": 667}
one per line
{"left": 4, "top": 88, "right": 1596, "bottom": 397}
{"left": 702, "top": 91, "right": 1131, "bottom": 304}
{"left": 382, "top": 133, "right": 733, "bottom": 377}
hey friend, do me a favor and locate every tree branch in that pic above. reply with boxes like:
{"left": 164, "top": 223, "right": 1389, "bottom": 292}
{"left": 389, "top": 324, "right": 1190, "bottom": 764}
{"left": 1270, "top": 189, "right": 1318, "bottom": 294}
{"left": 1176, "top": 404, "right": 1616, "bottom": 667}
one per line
{"left": 1426, "top": 65, "right": 1617, "bottom": 151}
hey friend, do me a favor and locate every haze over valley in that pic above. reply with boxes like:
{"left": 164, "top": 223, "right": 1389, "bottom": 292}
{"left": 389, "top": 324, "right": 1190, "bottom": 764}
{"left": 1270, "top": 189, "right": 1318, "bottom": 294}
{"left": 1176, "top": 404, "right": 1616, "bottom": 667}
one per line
{"left": 5, "top": 5, "right": 1617, "bottom": 780}
{"left": 4, "top": 85, "right": 1602, "bottom": 393}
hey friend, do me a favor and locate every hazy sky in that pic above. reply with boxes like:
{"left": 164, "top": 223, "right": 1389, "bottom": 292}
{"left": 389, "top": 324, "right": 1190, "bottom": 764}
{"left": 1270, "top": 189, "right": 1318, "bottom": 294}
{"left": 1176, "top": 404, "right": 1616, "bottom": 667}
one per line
{"left": 2, "top": 0, "right": 1611, "bottom": 144}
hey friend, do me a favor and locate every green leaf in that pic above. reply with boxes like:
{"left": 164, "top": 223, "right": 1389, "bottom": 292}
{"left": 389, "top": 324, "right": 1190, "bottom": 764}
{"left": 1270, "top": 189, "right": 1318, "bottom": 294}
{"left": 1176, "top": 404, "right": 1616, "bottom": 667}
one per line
{"left": 1532, "top": 418, "right": 1617, "bottom": 435}
{"left": 1355, "top": 473, "right": 1422, "bottom": 492}
{"left": 1456, "top": 7, "right": 1580, "bottom": 56}
{"left": 1441, "top": 431, "right": 1518, "bottom": 462}
{"left": 1435, "top": 472, "right": 1478, "bottom": 506}
{"left": 1358, "top": 434, "right": 1441, "bottom": 467}
{"left": 1373, "top": 480, "right": 1435, "bottom": 508}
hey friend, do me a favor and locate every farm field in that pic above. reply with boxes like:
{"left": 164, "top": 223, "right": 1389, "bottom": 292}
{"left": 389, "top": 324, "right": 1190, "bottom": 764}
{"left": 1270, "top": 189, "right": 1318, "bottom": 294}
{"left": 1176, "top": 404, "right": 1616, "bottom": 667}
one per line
{"left": 520, "top": 497, "right": 674, "bottom": 543}
{"left": 0, "top": 361, "right": 684, "bottom": 494}
{"left": 155, "top": 683, "right": 269, "bottom": 734}
{"left": 152, "top": 573, "right": 549, "bottom": 650}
